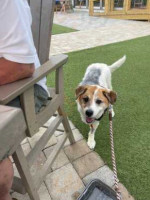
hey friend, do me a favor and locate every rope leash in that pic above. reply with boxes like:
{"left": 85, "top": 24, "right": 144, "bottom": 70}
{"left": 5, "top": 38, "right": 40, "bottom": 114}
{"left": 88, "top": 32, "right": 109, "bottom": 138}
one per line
{"left": 109, "top": 105, "right": 121, "bottom": 200}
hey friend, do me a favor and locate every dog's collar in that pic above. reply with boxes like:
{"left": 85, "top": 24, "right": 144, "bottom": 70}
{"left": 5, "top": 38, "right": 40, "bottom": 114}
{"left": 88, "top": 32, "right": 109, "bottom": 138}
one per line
{"left": 95, "top": 108, "right": 108, "bottom": 121}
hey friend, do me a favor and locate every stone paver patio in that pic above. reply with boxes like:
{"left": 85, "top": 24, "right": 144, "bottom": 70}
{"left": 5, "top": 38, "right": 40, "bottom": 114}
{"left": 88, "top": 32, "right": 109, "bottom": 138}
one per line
{"left": 53, "top": 11, "right": 149, "bottom": 31}
{"left": 50, "top": 12, "right": 150, "bottom": 55}
{"left": 11, "top": 116, "right": 134, "bottom": 200}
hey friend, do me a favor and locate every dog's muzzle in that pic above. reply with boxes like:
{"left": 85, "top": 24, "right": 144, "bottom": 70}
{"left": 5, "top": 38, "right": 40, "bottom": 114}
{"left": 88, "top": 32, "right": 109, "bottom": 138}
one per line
{"left": 85, "top": 108, "right": 108, "bottom": 124}
{"left": 85, "top": 109, "right": 94, "bottom": 123}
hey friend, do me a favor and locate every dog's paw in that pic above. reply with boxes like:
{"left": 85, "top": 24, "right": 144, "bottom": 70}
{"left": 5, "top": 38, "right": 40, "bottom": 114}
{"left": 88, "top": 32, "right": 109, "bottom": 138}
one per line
{"left": 87, "top": 139, "right": 96, "bottom": 149}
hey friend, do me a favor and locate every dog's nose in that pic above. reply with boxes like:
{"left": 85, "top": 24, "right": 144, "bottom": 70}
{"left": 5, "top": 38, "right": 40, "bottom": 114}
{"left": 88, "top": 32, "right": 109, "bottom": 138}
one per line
{"left": 86, "top": 109, "right": 93, "bottom": 117}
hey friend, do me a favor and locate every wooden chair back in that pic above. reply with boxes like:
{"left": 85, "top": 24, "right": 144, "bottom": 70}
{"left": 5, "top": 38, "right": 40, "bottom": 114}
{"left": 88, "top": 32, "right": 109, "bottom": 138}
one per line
{"left": 21, "top": 0, "right": 55, "bottom": 137}
{"left": 28, "top": 0, "right": 54, "bottom": 64}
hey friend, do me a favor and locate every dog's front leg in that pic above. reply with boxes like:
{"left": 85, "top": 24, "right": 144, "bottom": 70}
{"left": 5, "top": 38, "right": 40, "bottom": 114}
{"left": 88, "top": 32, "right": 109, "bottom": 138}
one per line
{"left": 87, "top": 121, "right": 99, "bottom": 149}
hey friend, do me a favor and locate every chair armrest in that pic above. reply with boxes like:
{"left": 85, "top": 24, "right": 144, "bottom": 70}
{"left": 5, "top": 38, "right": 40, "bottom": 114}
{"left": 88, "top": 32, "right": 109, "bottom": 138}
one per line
{"left": 0, "top": 54, "right": 68, "bottom": 105}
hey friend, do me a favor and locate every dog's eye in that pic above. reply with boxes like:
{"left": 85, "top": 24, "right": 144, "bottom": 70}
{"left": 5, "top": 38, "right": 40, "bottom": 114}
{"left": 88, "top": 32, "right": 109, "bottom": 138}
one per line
{"left": 96, "top": 99, "right": 102, "bottom": 104}
{"left": 83, "top": 97, "right": 89, "bottom": 103}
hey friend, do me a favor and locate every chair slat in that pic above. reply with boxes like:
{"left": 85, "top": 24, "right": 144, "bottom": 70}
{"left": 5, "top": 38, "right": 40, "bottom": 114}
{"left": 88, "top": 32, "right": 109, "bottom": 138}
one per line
{"left": 30, "top": 0, "right": 42, "bottom": 55}
{"left": 27, "top": 115, "right": 63, "bottom": 167}
{"left": 20, "top": 87, "right": 38, "bottom": 137}
{"left": 34, "top": 134, "right": 68, "bottom": 189}
{"left": 13, "top": 145, "right": 40, "bottom": 200}
{"left": 39, "top": 0, "right": 55, "bottom": 64}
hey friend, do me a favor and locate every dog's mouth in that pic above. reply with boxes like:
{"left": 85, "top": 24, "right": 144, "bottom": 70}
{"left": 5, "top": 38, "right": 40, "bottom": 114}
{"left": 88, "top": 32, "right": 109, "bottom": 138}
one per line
{"left": 86, "top": 117, "right": 95, "bottom": 124}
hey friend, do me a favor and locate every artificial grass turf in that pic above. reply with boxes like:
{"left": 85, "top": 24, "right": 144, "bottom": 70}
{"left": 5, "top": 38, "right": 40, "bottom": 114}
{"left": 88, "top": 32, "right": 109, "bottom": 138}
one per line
{"left": 47, "top": 35, "right": 150, "bottom": 200}
{"left": 52, "top": 24, "right": 77, "bottom": 35}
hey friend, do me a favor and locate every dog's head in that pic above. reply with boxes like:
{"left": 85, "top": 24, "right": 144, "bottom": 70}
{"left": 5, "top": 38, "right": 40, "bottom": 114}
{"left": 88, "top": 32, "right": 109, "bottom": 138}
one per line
{"left": 75, "top": 85, "right": 117, "bottom": 124}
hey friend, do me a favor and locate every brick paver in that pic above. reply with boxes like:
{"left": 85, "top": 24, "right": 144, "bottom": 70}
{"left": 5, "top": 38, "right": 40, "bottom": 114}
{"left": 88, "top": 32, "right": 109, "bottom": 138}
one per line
{"left": 44, "top": 117, "right": 75, "bottom": 131}
{"left": 118, "top": 183, "right": 135, "bottom": 200}
{"left": 21, "top": 142, "right": 31, "bottom": 156}
{"left": 83, "top": 165, "right": 115, "bottom": 188}
{"left": 44, "top": 116, "right": 56, "bottom": 128}
{"left": 28, "top": 127, "right": 57, "bottom": 149}
{"left": 45, "top": 163, "right": 85, "bottom": 200}
{"left": 12, "top": 183, "right": 51, "bottom": 200}
{"left": 54, "top": 11, "right": 148, "bottom": 31}
{"left": 73, "top": 151, "right": 104, "bottom": 178}
{"left": 57, "top": 128, "right": 83, "bottom": 147}
{"left": 44, "top": 147, "right": 70, "bottom": 171}
{"left": 54, "top": 130, "right": 64, "bottom": 137}
{"left": 21, "top": 138, "right": 28, "bottom": 145}
{"left": 64, "top": 139, "right": 91, "bottom": 162}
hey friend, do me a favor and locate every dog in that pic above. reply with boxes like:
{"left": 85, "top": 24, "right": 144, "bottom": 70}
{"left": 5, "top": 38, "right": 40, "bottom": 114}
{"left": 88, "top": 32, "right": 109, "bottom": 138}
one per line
{"left": 75, "top": 55, "right": 126, "bottom": 149}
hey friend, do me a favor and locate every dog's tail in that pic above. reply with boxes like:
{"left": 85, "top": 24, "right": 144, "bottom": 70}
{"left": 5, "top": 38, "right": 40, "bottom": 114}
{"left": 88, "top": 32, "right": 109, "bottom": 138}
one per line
{"left": 109, "top": 55, "right": 126, "bottom": 73}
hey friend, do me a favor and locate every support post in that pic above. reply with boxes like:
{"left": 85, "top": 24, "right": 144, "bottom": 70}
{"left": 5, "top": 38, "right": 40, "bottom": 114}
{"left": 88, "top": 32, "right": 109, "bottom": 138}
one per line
{"left": 89, "top": 0, "right": 94, "bottom": 15}
{"left": 105, "top": 0, "right": 110, "bottom": 15}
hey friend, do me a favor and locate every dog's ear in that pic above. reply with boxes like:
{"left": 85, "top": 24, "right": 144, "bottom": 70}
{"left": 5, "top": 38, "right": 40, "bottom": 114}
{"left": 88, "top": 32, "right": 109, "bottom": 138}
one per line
{"left": 103, "top": 90, "right": 117, "bottom": 104}
{"left": 75, "top": 86, "right": 87, "bottom": 99}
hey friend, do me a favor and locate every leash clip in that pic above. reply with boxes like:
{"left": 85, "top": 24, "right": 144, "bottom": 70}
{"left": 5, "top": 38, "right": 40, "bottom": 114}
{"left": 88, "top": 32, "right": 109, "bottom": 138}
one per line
{"left": 109, "top": 104, "right": 113, "bottom": 121}
{"left": 109, "top": 104, "right": 113, "bottom": 112}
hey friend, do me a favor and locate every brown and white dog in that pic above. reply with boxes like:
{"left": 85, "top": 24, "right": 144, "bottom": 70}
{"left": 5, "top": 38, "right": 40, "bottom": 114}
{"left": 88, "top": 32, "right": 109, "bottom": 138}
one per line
{"left": 75, "top": 56, "right": 126, "bottom": 149}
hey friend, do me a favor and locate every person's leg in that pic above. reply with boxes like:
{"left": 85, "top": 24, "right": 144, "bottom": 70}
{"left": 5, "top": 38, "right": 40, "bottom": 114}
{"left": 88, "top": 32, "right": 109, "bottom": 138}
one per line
{"left": 0, "top": 158, "right": 13, "bottom": 200}
{"left": 34, "top": 84, "right": 49, "bottom": 113}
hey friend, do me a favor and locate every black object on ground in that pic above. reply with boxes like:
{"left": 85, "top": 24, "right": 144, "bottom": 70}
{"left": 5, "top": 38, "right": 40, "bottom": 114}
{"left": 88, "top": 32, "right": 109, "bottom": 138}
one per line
{"left": 78, "top": 179, "right": 117, "bottom": 200}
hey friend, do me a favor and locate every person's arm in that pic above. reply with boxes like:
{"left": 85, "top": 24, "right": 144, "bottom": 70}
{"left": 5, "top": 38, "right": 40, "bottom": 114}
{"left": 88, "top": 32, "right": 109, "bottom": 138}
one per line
{"left": 0, "top": 58, "right": 35, "bottom": 86}
{"left": 0, "top": 1, "right": 37, "bottom": 86}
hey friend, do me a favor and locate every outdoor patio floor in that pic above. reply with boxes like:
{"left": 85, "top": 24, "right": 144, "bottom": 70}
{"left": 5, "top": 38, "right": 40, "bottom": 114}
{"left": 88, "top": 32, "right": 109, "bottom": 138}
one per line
{"left": 50, "top": 11, "right": 150, "bottom": 55}
{"left": 11, "top": 116, "right": 134, "bottom": 200}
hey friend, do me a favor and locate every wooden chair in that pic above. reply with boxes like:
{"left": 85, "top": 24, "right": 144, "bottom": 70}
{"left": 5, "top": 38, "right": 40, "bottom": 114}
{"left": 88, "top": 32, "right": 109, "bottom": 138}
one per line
{"left": 0, "top": 0, "right": 75, "bottom": 199}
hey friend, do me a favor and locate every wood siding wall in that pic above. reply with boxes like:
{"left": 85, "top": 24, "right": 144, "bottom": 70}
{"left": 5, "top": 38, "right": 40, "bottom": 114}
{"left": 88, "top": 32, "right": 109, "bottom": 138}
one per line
{"left": 89, "top": 0, "right": 150, "bottom": 21}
